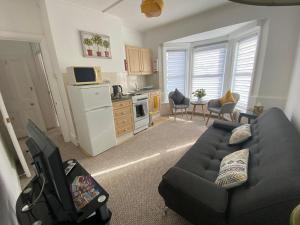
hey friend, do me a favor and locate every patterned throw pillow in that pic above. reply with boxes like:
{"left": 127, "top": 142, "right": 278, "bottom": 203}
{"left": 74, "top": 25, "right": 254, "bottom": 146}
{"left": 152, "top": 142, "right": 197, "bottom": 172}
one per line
{"left": 229, "top": 124, "right": 252, "bottom": 145}
{"left": 215, "top": 149, "right": 249, "bottom": 189}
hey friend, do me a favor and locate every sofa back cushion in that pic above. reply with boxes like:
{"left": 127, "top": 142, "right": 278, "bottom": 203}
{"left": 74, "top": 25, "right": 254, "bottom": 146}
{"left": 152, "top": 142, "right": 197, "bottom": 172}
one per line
{"left": 229, "top": 108, "right": 300, "bottom": 221}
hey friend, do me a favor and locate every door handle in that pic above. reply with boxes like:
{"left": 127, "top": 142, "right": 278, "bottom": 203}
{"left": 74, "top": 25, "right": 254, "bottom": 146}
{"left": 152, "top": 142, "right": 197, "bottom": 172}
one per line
{"left": 30, "top": 103, "right": 35, "bottom": 106}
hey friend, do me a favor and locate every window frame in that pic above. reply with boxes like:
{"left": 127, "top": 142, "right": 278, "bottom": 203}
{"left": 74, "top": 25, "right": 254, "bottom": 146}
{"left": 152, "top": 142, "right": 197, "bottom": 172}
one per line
{"left": 190, "top": 42, "right": 228, "bottom": 100}
{"left": 230, "top": 28, "right": 261, "bottom": 111}
{"left": 161, "top": 26, "right": 262, "bottom": 107}
{"left": 162, "top": 44, "right": 190, "bottom": 102}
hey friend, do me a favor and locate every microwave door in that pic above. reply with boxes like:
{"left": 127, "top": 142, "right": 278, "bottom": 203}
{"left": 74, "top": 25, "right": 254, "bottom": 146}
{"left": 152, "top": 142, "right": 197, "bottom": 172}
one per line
{"left": 74, "top": 67, "right": 96, "bottom": 84}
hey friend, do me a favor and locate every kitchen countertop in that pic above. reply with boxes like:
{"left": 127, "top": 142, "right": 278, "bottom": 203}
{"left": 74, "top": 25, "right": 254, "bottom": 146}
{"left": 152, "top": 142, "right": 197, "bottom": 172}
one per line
{"left": 111, "top": 95, "right": 132, "bottom": 103}
{"left": 111, "top": 88, "right": 160, "bottom": 103}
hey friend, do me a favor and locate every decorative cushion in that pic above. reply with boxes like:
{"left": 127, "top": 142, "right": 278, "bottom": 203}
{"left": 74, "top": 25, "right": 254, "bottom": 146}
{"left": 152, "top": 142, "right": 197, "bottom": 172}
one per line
{"left": 215, "top": 149, "right": 249, "bottom": 189}
{"left": 171, "top": 89, "right": 185, "bottom": 104}
{"left": 229, "top": 124, "right": 252, "bottom": 145}
{"left": 220, "top": 90, "right": 235, "bottom": 105}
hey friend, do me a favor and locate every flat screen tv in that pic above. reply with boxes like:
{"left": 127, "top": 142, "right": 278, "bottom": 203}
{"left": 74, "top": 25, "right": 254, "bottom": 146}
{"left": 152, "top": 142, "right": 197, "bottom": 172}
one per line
{"left": 26, "top": 120, "right": 76, "bottom": 221}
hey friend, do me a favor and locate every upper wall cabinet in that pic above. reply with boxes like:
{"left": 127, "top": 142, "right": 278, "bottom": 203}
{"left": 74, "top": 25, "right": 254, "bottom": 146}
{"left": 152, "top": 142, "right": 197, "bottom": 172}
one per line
{"left": 125, "top": 46, "right": 153, "bottom": 75}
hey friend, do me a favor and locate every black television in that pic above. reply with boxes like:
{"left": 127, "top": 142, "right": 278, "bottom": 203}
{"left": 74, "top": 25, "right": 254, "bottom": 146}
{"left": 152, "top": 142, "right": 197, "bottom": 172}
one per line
{"left": 26, "top": 120, "right": 76, "bottom": 221}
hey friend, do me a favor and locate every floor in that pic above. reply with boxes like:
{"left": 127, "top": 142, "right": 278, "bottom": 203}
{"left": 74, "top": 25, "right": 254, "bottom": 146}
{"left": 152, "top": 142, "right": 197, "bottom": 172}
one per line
{"left": 19, "top": 114, "right": 213, "bottom": 225}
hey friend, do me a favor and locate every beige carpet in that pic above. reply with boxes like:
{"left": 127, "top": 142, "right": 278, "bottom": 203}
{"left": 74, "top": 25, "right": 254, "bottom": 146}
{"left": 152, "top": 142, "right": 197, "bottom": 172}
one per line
{"left": 20, "top": 116, "right": 209, "bottom": 225}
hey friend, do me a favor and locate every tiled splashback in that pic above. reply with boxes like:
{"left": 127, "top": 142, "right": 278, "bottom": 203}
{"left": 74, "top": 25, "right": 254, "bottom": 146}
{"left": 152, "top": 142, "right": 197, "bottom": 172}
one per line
{"left": 102, "top": 72, "right": 148, "bottom": 93}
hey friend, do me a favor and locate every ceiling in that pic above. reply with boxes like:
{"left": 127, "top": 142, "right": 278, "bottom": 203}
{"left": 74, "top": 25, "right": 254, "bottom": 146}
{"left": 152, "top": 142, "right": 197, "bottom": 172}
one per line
{"left": 63, "top": 0, "right": 229, "bottom": 31}
{"left": 167, "top": 21, "right": 254, "bottom": 43}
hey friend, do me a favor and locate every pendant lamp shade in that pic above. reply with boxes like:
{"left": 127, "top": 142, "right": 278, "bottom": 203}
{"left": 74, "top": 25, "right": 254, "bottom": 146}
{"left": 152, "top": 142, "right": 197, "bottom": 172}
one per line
{"left": 141, "top": 0, "right": 164, "bottom": 17}
{"left": 229, "top": 0, "right": 300, "bottom": 6}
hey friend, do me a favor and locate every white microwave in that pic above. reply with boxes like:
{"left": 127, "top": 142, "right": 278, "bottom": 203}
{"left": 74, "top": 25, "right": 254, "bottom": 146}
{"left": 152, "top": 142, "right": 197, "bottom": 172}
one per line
{"left": 67, "top": 66, "right": 102, "bottom": 85}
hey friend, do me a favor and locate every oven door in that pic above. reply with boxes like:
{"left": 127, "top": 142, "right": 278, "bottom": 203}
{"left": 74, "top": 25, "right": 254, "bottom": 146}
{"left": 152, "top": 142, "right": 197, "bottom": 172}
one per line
{"left": 133, "top": 100, "right": 149, "bottom": 122}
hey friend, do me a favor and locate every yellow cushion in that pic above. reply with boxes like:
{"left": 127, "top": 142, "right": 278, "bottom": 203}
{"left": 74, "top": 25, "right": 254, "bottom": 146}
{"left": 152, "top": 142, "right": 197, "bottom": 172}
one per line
{"left": 220, "top": 90, "right": 235, "bottom": 105}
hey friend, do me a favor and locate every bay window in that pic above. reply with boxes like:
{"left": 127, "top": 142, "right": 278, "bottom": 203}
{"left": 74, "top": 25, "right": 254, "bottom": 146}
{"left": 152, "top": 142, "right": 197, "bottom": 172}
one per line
{"left": 192, "top": 44, "right": 227, "bottom": 100}
{"left": 163, "top": 30, "right": 260, "bottom": 112}
{"left": 165, "top": 50, "right": 187, "bottom": 97}
{"left": 232, "top": 34, "right": 259, "bottom": 111}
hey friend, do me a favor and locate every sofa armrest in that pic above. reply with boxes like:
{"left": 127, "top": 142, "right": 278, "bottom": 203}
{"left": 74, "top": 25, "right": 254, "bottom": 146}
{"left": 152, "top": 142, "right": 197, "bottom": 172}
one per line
{"left": 213, "top": 120, "right": 240, "bottom": 132}
{"left": 159, "top": 167, "right": 228, "bottom": 213}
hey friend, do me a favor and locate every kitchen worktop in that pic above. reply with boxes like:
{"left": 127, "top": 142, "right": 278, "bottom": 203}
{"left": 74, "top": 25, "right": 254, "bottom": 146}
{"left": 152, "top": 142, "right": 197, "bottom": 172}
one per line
{"left": 111, "top": 88, "right": 160, "bottom": 102}
{"left": 111, "top": 95, "right": 132, "bottom": 102}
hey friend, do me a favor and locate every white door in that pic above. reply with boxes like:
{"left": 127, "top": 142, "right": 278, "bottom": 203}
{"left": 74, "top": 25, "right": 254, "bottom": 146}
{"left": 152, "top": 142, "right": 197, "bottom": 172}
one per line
{"left": 0, "top": 58, "right": 46, "bottom": 138}
{"left": 0, "top": 91, "right": 31, "bottom": 177}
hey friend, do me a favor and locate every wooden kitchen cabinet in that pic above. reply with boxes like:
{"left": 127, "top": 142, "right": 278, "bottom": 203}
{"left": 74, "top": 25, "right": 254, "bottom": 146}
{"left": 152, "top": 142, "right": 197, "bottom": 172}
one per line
{"left": 149, "top": 91, "right": 160, "bottom": 114}
{"left": 113, "top": 100, "right": 133, "bottom": 137}
{"left": 125, "top": 46, "right": 153, "bottom": 75}
{"left": 140, "top": 48, "right": 153, "bottom": 75}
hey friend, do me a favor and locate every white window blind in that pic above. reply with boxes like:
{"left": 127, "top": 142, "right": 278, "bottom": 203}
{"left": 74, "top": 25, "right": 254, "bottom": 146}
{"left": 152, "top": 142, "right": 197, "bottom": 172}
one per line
{"left": 165, "top": 50, "right": 187, "bottom": 96}
{"left": 192, "top": 44, "right": 227, "bottom": 100}
{"left": 232, "top": 34, "right": 259, "bottom": 111}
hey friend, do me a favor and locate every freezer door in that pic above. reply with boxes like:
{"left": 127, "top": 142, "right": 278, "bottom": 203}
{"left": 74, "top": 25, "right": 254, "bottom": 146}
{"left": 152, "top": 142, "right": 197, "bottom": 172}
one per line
{"left": 85, "top": 107, "right": 116, "bottom": 156}
{"left": 80, "top": 85, "right": 112, "bottom": 111}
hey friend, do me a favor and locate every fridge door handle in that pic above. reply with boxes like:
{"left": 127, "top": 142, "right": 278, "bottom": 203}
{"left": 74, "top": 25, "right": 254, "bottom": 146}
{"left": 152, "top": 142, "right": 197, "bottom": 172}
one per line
{"left": 87, "top": 106, "right": 112, "bottom": 112}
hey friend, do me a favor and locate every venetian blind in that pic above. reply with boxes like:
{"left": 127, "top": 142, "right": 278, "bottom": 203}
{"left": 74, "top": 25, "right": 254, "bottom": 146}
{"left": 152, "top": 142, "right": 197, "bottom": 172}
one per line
{"left": 192, "top": 44, "right": 227, "bottom": 100}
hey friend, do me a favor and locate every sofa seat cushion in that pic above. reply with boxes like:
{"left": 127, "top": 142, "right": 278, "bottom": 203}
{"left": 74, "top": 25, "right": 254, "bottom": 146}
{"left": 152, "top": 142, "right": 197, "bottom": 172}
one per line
{"left": 175, "top": 126, "right": 241, "bottom": 182}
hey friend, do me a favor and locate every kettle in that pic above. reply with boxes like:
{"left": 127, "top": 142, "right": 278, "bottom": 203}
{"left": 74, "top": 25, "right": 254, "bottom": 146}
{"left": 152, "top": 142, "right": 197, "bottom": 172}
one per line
{"left": 112, "top": 85, "right": 123, "bottom": 98}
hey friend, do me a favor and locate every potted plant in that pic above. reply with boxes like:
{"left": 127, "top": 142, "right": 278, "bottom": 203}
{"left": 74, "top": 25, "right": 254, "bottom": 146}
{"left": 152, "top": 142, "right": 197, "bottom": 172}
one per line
{"left": 193, "top": 88, "right": 206, "bottom": 101}
{"left": 102, "top": 40, "right": 110, "bottom": 57}
{"left": 83, "top": 38, "right": 93, "bottom": 56}
{"left": 92, "top": 35, "right": 103, "bottom": 57}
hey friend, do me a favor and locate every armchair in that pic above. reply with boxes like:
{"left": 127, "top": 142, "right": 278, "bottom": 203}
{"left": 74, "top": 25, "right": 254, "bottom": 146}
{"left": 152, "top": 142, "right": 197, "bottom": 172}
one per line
{"left": 206, "top": 92, "right": 240, "bottom": 125}
{"left": 169, "top": 91, "right": 190, "bottom": 121}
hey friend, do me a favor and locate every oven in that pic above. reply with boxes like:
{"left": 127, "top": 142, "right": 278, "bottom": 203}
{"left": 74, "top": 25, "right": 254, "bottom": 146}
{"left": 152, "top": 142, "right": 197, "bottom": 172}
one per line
{"left": 132, "top": 94, "right": 149, "bottom": 134}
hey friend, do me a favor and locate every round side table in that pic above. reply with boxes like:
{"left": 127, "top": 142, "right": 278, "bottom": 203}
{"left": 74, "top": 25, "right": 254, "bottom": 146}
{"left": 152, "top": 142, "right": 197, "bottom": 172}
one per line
{"left": 190, "top": 100, "right": 208, "bottom": 121}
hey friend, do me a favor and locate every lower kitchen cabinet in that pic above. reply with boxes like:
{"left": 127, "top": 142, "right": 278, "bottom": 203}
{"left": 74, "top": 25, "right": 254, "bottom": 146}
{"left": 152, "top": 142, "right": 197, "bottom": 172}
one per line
{"left": 113, "top": 100, "right": 133, "bottom": 137}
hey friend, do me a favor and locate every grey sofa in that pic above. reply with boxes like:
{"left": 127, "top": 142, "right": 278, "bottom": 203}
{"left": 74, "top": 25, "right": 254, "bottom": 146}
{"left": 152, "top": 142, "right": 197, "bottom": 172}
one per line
{"left": 158, "top": 108, "right": 300, "bottom": 225}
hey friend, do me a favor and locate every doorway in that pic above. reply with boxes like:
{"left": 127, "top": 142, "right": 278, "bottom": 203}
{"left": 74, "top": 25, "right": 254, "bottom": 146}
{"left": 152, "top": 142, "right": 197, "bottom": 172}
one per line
{"left": 0, "top": 40, "right": 59, "bottom": 178}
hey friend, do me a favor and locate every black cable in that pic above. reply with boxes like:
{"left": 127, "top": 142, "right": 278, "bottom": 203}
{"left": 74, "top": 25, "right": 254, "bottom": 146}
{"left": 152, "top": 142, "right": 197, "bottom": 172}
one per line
{"left": 21, "top": 174, "right": 46, "bottom": 213}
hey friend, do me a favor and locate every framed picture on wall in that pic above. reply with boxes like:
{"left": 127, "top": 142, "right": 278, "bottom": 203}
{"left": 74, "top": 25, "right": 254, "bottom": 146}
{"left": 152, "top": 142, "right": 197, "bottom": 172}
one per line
{"left": 80, "top": 31, "right": 112, "bottom": 59}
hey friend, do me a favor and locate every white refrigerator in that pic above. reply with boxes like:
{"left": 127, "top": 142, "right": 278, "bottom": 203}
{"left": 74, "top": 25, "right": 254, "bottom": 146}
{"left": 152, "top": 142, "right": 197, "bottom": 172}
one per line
{"left": 68, "top": 84, "right": 116, "bottom": 156}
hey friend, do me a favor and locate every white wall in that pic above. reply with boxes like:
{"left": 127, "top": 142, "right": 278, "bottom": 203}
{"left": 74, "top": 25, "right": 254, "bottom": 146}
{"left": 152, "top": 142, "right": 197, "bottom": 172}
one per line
{"left": 286, "top": 30, "right": 300, "bottom": 132}
{"left": 0, "top": 0, "right": 43, "bottom": 35}
{"left": 40, "top": 0, "right": 145, "bottom": 142}
{"left": 43, "top": 0, "right": 143, "bottom": 73}
{"left": 143, "top": 3, "right": 300, "bottom": 110}
{"left": 0, "top": 112, "right": 21, "bottom": 225}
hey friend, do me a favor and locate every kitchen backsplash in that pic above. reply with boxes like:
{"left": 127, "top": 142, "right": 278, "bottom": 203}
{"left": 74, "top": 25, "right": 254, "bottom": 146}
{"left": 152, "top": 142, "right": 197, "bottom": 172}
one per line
{"left": 102, "top": 72, "right": 152, "bottom": 93}
{"left": 63, "top": 71, "right": 158, "bottom": 95}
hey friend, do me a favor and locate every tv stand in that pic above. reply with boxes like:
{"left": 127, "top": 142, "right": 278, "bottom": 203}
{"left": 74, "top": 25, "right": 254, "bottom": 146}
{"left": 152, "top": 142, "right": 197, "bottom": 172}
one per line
{"left": 16, "top": 160, "right": 112, "bottom": 225}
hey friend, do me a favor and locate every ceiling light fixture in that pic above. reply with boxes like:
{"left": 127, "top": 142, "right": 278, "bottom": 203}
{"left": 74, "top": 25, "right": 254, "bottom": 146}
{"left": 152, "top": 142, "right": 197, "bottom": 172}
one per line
{"left": 229, "top": 0, "right": 300, "bottom": 6}
{"left": 141, "top": 0, "right": 164, "bottom": 17}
